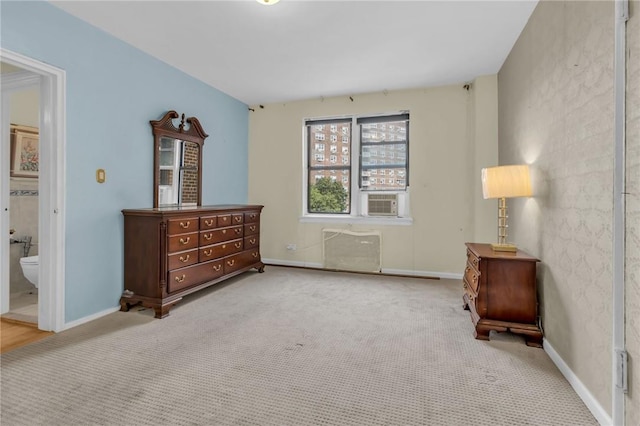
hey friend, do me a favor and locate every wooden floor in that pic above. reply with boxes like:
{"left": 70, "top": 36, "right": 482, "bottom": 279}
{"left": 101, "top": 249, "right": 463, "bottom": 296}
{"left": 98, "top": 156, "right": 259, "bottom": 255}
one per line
{"left": 0, "top": 318, "right": 53, "bottom": 354}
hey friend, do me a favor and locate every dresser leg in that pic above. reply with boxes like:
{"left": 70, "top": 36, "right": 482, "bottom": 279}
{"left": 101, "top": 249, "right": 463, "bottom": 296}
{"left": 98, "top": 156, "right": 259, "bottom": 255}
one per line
{"left": 153, "top": 306, "right": 171, "bottom": 319}
{"left": 119, "top": 298, "right": 141, "bottom": 312}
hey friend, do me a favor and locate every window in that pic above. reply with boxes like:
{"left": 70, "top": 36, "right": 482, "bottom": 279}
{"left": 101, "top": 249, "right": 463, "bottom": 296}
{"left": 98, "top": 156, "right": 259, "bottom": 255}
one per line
{"left": 305, "top": 113, "right": 409, "bottom": 216}
{"left": 358, "top": 114, "right": 409, "bottom": 192}
{"left": 306, "top": 118, "right": 352, "bottom": 214}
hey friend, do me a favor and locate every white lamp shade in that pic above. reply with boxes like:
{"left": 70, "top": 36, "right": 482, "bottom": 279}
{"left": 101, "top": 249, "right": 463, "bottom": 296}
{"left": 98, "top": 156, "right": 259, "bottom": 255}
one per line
{"left": 481, "top": 165, "right": 532, "bottom": 199}
{"left": 256, "top": 0, "right": 280, "bottom": 5}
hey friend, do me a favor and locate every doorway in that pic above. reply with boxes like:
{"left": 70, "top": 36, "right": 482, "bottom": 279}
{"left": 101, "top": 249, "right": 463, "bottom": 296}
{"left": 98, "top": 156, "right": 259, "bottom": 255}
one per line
{"left": 2, "top": 65, "right": 40, "bottom": 324}
{"left": 0, "top": 48, "right": 66, "bottom": 332}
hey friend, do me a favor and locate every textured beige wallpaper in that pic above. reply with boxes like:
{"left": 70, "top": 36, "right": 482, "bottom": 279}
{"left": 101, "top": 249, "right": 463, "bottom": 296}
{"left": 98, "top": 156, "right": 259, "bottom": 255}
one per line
{"left": 625, "top": 1, "right": 640, "bottom": 424}
{"left": 498, "top": 0, "right": 614, "bottom": 414}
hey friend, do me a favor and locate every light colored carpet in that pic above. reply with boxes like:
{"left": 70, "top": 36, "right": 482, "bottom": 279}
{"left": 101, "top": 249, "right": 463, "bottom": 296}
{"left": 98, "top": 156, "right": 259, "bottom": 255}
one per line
{"left": 0, "top": 266, "right": 596, "bottom": 426}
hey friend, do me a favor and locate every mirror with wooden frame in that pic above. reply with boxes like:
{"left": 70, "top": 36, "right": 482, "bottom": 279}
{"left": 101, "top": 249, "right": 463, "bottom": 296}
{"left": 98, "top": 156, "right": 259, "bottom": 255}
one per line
{"left": 151, "top": 111, "right": 208, "bottom": 208}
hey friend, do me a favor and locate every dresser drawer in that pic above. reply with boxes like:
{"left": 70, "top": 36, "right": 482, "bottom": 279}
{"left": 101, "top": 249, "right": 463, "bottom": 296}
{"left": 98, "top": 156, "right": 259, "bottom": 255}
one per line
{"left": 217, "top": 214, "right": 232, "bottom": 227}
{"left": 223, "top": 249, "right": 261, "bottom": 274}
{"left": 232, "top": 213, "right": 244, "bottom": 225}
{"left": 168, "top": 248, "right": 198, "bottom": 271}
{"left": 167, "top": 264, "right": 201, "bottom": 293}
{"left": 200, "top": 215, "right": 217, "bottom": 230}
{"left": 200, "top": 226, "right": 243, "bottom": 245}
{"left": 244, "top": 211, "right": 260, "bottom": 223}
{"left": 167, "top": 217, "right": 198, "bottom": 235}
{"left": 197, "top": 259, "right": 225, "bottom": 283}
{"left": 167, "top": 260, "right": 225, "bottom": 293}
{"left": 244, "top": 235, "right": 259, "bottom": 249}
{"left": 244, "top": 223, "right": 260, "bottom": 236}
{"left": 168, "top": 232, "right": 198, "bottom": 253}
{"left": 199, "top": 239, "right": 243, "bottom": 262}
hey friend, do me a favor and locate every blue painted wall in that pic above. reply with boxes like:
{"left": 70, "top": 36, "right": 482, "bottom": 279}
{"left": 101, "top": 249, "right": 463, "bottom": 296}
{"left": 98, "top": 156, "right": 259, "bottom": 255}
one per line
{"left": 1, "top": 1, "right": 249, "bottom": 322}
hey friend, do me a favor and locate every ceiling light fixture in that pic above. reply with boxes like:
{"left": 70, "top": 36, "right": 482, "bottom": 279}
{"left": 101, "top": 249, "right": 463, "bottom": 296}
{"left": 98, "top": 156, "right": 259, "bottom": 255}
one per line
{"left": 256, "top": 0, "right": 280, "bottom": 5}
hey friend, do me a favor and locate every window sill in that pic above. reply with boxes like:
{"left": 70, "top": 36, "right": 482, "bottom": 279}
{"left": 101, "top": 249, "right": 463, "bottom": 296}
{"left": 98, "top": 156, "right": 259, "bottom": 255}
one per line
{"left": 299, "top": 215, "right": 413, "bottom": 226}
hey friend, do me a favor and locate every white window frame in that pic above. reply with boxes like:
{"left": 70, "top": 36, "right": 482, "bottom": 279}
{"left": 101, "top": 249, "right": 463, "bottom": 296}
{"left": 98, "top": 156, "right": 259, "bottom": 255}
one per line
{"left": 302, "top": 112, "right": 412, "bottom": 225}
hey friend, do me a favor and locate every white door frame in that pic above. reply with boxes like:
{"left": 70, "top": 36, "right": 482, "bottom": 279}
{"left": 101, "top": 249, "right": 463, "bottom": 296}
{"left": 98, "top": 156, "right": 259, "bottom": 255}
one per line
{"left": 0, "top": 48, "right": 66, "bottom": 332}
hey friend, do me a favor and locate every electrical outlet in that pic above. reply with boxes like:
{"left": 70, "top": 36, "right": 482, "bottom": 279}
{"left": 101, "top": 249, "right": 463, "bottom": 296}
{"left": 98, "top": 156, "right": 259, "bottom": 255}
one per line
{"left": 286, "top": 244, "right": 297, "bottom": 251}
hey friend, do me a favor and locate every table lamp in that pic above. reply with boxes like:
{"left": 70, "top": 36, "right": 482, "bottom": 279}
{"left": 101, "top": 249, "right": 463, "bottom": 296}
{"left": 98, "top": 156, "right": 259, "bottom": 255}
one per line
{"left": 481, "top": 164, "right": 532, "bottom": 252}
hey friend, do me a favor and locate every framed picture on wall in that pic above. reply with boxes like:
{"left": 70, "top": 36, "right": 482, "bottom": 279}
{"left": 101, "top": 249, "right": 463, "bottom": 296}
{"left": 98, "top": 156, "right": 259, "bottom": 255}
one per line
{"left": 10, "top": 125, "right": 39, "bottom": 178}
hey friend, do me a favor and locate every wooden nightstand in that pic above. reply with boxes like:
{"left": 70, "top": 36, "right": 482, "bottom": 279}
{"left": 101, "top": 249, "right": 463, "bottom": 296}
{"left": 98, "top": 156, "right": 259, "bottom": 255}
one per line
{"left": 462, "top": 242, "right": 543, "bottom": 347}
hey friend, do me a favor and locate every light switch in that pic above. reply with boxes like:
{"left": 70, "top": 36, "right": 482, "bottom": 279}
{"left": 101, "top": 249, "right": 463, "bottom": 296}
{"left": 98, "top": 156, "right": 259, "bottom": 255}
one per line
{"left": 96, "top": 169, "right": 106, "bottom": 183}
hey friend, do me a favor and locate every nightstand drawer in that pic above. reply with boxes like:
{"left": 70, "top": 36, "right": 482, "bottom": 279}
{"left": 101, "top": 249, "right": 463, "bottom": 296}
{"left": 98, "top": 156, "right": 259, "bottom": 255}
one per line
{"left": 467, "top": 249, "right": 480, "bottom": 270}
{"left": 464, "top": 264, "right": 480, "bottom": 293}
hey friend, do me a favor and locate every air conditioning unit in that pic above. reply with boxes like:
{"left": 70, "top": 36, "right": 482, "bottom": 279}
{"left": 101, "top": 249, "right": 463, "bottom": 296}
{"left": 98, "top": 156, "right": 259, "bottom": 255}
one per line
{"left": 367, "top": 193, "right": 398, "bottom": 216}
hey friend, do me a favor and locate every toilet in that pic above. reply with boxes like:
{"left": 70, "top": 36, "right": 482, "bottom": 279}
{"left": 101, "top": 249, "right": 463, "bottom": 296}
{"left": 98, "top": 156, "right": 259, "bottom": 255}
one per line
{"left": 19, "top": 255, "right": 38, "bottom": 288}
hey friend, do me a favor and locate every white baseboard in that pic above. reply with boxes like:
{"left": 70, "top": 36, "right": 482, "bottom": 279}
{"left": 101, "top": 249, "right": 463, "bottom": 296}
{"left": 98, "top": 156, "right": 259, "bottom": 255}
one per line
{"left": 62, "top": 306, "right": 120, "bottom": 331}
{"left": 544, "top": 338, "right": 612, "bottom": 426}
{"left": 262, "top": 258, "right": 462, "bottom": 280}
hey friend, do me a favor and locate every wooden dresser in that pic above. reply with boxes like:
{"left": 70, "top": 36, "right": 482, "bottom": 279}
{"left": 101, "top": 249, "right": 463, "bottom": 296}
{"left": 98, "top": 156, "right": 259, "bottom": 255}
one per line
{"left": 462, "top": 242, "right": 542, "bottom": 347}
{"left": 120, "top": 205, "right": 264, "bottom": 318}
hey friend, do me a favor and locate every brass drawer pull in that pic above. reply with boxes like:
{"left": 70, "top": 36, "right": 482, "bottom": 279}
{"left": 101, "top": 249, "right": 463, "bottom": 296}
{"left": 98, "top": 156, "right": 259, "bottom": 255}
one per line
{"left": 179, "top": 255, "right": 190, "bottom": 263}
{"left": 213, "top": 265, "right": 222, "bottom": 272}
{"left": 222, "top": 244, "right": 227, "bottom": 249}
{"left": 235, "top": 242, "right": 242, "bottom": 249}
{"left": 252, "top": 252, "right": 258, "bottom": 258}
{"left": 249, "top": 226, "right": 256, "bottom": 232}
{"left": 234, "top": 228, "right": 241, "bottom": 234}
{"left": 175, "top": 274, "right": 186, "bottom": 283}
{"left": 221, "top": 217, "right": 229, "bottom": 223}
{"left": 203, "top": 249, "right": 213, "bottom": 256}
{"left": 203, "top": 233, "right": 213, "bottom": 241}
{"left": 179, "top": 237, "right": 190, "bottom": 245}
{"left": 234, "top": 216, "right": 242, "bottom": 222}
{"left": 222, "top": 229, "right": 227, "bottom": 234}
{"left": 179, "top": 221, "right": 190, "bottom": 229}
{"left": 204, "top": 219, "right": 214, "bottom": 226}
{"left": 227, "top": 260, "right": 235, "bottom": 267}
{"left": 249, "top": 214, "right": 256, "bottom": 219}
{"left": 249, "top": 238, "right": 256, "bottom": 245}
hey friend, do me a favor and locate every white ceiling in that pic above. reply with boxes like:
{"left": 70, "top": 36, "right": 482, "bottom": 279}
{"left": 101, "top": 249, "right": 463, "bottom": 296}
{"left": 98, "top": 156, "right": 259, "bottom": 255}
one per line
{"left": 51, "top": 0, "right": 538, "bottom": 105}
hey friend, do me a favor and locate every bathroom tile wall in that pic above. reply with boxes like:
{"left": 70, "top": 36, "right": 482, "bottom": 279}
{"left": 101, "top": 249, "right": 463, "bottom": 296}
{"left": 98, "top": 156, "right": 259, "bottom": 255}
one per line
{"left": 10, "top": 179, "right": 38, "bottom": 294}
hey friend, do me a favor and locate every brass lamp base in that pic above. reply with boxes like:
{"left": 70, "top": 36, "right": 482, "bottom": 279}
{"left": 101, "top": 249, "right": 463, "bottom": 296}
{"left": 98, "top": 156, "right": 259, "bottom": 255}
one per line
{"left": 491, "top": 243, "right": 518, "bottom": 252}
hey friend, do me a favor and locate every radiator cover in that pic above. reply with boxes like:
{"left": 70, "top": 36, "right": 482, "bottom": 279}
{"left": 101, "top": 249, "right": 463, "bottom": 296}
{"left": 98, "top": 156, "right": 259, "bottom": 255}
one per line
{"left": 322, "top": 229, "right": 382, "bottom": 273}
